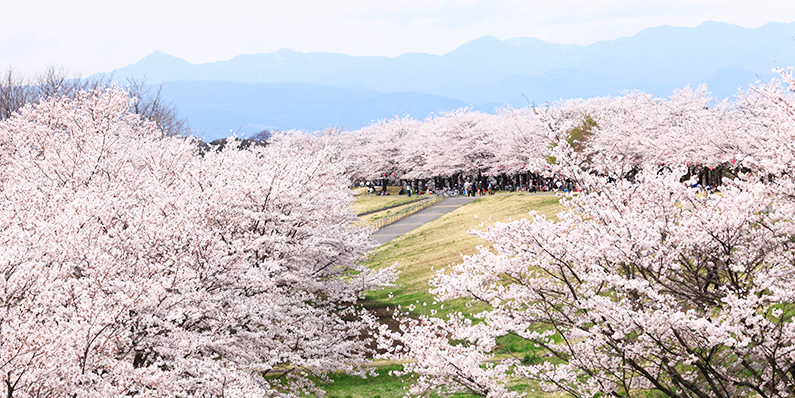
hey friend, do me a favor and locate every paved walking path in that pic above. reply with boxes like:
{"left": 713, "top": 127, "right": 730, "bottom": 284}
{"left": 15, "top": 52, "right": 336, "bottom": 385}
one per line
{"left": 371, "top": 196, "right": 480, "bottom": 245}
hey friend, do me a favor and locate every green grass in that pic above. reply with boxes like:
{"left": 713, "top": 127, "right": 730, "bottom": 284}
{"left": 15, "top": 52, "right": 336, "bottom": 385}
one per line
{"left": 319, "top": 365, "right": 413, "bottom": 398}
{"left": 359, "top": 200, "right": 427, "bottom": 224}
{"left": 352, "top": 186, "right": 431, "bottom": 215}
{"left": 342, "top": 193, "right": 566, "bottom": 398}
{"left": 316, "top": 364, "right": 525, "bottom": 398}
{"left": 364, "top": 193, "right": 563, "bottom": 316}
{"left": 314, "top": 363, "right": 557, "bottom": 398}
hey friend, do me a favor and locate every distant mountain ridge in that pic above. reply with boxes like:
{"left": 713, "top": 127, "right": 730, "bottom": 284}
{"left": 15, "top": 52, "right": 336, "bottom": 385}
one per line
{"left": 105, "top": 21, "right": 795, "bottom": 140}
{"left": 158, "top": 81, "right": 500, "bottom": 141}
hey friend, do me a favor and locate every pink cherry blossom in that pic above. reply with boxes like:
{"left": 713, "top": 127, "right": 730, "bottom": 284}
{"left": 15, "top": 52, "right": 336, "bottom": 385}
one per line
{"left": 380, "top": 67, "right": 795, "bottom": 397}
{"left": 0, "top": 87, "right": 396, "bottom": 397}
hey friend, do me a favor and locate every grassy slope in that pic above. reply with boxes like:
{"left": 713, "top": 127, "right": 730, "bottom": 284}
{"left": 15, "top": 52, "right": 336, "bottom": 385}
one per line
{"left": 352, "top": 186, "right": 430, "bottom": 215}
{"left": 320, "top": 194, "right": 564, "bottom": 398}
{"left": 359, "top": 200, "right": 428, "bottom": 224}
{"left": 364, "top": 193, "right": 562, "bottom": 314}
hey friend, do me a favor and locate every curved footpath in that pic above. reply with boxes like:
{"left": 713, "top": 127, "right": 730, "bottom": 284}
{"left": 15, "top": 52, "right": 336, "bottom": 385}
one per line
{"left": 370, "top": 196, "right": 480, "bottom": 245}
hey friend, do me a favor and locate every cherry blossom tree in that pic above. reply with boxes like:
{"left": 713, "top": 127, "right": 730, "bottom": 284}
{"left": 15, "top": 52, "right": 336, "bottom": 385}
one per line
{"left": 378, "top": 69, "right": 795, "bottom": 398}
{"left": 347, "top": 113, "right": 424, "bottom": 183}
{"left": 418, "top": 109, "right": 489, "bottom": 178}
{"left": 487, "top": 106, "right": 556, "bottom": 175}
{"left": 0, "top": 87, "right": 395, "bottom": 397}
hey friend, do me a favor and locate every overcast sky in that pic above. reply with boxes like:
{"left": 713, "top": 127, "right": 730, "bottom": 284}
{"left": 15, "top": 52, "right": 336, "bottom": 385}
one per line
{"left": 2, "top": 0, "right": 794, "bottom": 76}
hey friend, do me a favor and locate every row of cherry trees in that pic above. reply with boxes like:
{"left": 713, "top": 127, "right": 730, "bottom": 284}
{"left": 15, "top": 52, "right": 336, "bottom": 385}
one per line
{"left": 373, "top": 69, "right": 795, "bottom": 397}
{"left": 333, "top": 77, "right": 791, "bottom": 192}
{"left": 341, "top": 107, "right": 553, "bottom": 190}
{"left": 0, "top": 87, "right": 395, "bottom": 397}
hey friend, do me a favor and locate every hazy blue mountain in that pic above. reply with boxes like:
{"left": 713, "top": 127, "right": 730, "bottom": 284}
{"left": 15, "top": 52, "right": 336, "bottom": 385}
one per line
{"left": 159, "top": 81, "right": 501, "bottom": 140}
{"left": 105, "top": 21, "right": 795, "bottom": 139}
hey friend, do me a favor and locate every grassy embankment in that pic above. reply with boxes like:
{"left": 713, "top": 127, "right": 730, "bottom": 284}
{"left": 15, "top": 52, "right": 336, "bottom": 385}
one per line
{"left": 364, "top": 193, "right": 561, "bottom": 315}
{"left": 352, "top": 186, "right": 435, "bottom": 224}
{"left": 319, "top": 191, "right": 565, "bottom": 398}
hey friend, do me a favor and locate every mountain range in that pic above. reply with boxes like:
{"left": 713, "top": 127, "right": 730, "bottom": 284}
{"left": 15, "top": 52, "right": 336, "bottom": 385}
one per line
{"left": 105, "top": 21, "right": 795, "bottom": 141}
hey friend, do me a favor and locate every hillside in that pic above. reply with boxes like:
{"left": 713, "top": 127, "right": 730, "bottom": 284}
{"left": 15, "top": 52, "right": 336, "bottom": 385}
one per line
{"left": 324, "top": 192, "right": 565, "bottom": 398}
